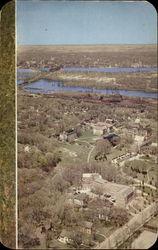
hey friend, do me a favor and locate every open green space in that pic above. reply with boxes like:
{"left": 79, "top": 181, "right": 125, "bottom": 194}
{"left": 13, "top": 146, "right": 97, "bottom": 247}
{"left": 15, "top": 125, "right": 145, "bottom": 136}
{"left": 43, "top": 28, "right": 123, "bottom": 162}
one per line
{"left": 107, "top": 147, "right": 126, "bottom": 161}
{"left": 60, "top": 142, "right": 91, "bottom": 164}
{"left": 77, "top": 130, "right": 100, "bottom": 144}
{"left": 97, "top": 225, "right": 114, "bottom": 236}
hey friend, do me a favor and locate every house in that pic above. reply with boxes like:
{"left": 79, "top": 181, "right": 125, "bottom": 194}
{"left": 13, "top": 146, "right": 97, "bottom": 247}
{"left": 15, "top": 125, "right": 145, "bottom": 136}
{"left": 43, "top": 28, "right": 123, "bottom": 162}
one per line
{"left": 80, "top": 221, "right": 93, "bottom": 234}
{"left": 134, "top": 135, "right": 145, "bottom": 148}
{"left": 58, "top": 229, "right": 72, "bottom": 244}
{"left": 91, "top": 122, "right": 113, "bottom": 136}
{"left": 69, "top": 193, "right": 89, "bottom": 207}
{"left": 59, "top": 128, "right": 77, "bottom": 142}
{"left": 127, "top": 122, "right": 140, "bottom": 135}
{"left": 82, "top": 173, "right": 135, "bottom": 207}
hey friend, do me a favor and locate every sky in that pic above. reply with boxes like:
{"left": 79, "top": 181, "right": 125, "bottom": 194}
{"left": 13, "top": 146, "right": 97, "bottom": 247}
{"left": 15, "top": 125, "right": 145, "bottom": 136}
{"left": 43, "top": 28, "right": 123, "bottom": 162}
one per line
{"left": 16, "top": 1, "right": 157, "bottom": 45}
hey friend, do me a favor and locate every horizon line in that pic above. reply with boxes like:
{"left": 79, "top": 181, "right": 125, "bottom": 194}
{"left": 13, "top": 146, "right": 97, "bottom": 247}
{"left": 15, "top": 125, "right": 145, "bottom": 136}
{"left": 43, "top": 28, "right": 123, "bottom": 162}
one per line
{"left": 17, "top": 43, "right": 157, "bottom": 46}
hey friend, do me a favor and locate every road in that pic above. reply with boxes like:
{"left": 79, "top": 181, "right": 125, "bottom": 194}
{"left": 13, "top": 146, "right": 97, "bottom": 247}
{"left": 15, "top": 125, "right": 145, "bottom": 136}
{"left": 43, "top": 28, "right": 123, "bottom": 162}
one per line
{"left": 94, "top": 202, "right": 156, "bottom": 249}
{"left": 133, "top": 180, "right": 156, "bottom": 190}
{"left": 87, "top": 146, "right": 95, "bottom": 163}
{"left": 115, "top": 156, "right": 157, "bottom": 190}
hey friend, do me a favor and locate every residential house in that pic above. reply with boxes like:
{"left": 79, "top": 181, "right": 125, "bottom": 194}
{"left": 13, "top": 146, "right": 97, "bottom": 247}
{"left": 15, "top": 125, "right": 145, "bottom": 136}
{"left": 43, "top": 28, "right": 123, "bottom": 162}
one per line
{"left": 69, "top": 193, "right": 89, "bottom": 208}
{"left": 80, "top": 221, "right": 93, "bottom": 234}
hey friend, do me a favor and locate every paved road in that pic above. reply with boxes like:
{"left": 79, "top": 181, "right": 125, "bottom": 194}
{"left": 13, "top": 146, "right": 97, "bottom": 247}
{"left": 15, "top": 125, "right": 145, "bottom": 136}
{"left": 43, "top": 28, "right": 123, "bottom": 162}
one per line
{"left": 116, "top": 158, "right": 156, "bottom": 190}
{"left": 133, "top": 179, "right": 156, "bottom": 190}
{"left": 94, "top": 203, "right": 156, "bottom": 249}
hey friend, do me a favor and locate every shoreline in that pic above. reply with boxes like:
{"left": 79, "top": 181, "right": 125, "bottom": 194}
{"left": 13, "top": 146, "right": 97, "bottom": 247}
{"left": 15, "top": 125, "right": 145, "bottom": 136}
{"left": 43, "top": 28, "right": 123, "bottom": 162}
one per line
{"left": 17, "top": 70, "right": 158, "bottom": 94}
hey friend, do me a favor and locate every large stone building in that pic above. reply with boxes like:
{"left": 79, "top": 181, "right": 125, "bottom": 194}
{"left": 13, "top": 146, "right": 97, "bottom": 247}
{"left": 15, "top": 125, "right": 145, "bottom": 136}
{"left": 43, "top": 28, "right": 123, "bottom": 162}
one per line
{"left": 81, "top": 173, "right": 135, "bottom": 207}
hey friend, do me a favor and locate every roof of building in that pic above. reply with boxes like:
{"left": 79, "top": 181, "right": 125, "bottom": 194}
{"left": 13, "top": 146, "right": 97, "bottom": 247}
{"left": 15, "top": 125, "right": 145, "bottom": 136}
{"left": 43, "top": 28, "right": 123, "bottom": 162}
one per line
{"left": 82, "top": 173, "right": 134, "bottom": 199}
{"left": 104, "top": 134, "right": 119, "bottom": 141}
{"left": 119, "top": 186, "right": 134, "bottom": 197}
{"left": 74, "top": 193, "right": 88, "bottom": 201}
{"left": 65, "top": 128, "right": 76, "bottom": 134}
{"left": 83, "top": 173, "right": 102, "bottom": 179}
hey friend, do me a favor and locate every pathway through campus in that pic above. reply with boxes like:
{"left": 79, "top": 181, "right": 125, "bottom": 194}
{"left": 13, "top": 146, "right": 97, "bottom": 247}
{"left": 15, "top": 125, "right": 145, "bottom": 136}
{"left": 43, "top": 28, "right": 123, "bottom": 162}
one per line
{"left": 87, "top": 145, "right": 95, "bottom": 163}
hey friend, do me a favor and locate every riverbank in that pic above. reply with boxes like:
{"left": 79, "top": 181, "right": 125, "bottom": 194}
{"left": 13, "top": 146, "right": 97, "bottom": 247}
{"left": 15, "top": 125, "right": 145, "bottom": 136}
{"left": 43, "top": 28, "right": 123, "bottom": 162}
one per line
{"left": 18, "top": 69, "right": 157, "bottom": 94}
{"left": 48, "top": 70, "right": 158, "bottom": 93}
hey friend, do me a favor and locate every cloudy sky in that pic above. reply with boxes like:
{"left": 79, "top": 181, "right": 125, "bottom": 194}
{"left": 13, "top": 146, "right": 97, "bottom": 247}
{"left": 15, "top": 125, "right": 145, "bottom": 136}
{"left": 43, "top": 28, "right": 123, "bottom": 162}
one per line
{"left": 16, "top": 1, "right": 157, "bottom": 45}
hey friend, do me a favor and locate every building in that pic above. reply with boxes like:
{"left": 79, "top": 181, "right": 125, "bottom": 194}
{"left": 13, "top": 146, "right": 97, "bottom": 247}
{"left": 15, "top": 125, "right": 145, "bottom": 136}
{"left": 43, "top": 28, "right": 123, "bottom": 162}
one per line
{"left": 91, "top": 122, "right": 113, "bottom": 136}
{"left": 58, "top": 229, "right": 72, "bottom": 244}
{"left": 134, "top": 135, "right": 145, "bottom": 149}
{"left": 104, "top": 134, "right": 120, "bottom": 146}
{"left": 80, "top": 221, "right": 93, "bottom": 234}
{"left": 59, "top": 128, "right": 77, "bottom": 142}
{"left": 82, "top": 173, "right": 135, "bottom": 207}
{"left": 68, "top": 193, "right": 89, "bottom": 208}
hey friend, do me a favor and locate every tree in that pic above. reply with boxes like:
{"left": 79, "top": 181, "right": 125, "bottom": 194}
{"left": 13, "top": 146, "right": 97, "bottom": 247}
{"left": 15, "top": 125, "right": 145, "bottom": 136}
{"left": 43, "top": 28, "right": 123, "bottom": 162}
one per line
{"left": 92, "top": 184, "right": 103, "bottom": 198}
{"left": 95, "top": 152, "right": 107, "bottom": 161}
{"left": 19, "top": 234, "right": 40, "bottom": 249}
{"left": 61, "top": 164, "right": 83, "bottom": 187}
{"left": 70, "top": 232, "right": 83, "bottom": 249}
{"left": 52, "top": 174, "right": 70, "bottom": 193}
{"left": 109, "top": 207, "right": 129, "bottom": 226}
{"left": 96, "top": 139, "right": 111, "bottom": 155}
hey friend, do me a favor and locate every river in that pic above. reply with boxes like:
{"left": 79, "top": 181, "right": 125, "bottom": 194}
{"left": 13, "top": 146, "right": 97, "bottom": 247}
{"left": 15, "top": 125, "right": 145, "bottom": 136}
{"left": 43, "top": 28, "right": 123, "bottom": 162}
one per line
{"left": 22, "top": 79, "right": 157, "bottom": 99}
{"left": 17, "top": 67, "right": 157, "bottom": 98}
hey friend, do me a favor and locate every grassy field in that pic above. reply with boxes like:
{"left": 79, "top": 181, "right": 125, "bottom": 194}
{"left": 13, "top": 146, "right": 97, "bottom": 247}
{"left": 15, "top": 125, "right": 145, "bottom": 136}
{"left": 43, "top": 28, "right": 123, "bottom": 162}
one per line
{"left": 60, "top": 130, "right": 99, "bottom": 164}
{"left": 60, "top": 142, "right": 90, "bottom": 164}
{"left": 97, "top": 225, "right": 114, "bottom": 236}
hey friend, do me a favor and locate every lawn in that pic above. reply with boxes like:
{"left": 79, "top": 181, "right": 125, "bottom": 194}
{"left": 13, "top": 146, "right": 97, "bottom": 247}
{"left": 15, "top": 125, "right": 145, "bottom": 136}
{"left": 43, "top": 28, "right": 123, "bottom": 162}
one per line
{"left": 94, "top": 234, "right": 105, "bottom": 243}
{"left": 77, "top": 130, "right": 101, "bottom": 144}
{"left": 136, "top": 173, "right": 148, "bottom": 183}
{"left": 107, "top": 147, "right": 126, "bottom": 161}
{"left": 97, "top": 225, "right": 114, "bottom": 237}
{"left": 59, "top": 129, "right": 102, "bottom": 164}
{"left": 60, "top": 141, "right": 90, "bottom": 164}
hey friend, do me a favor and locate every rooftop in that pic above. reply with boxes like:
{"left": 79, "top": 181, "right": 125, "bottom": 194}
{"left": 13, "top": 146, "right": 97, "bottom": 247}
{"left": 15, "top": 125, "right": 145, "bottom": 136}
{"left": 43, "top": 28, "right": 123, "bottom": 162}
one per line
{"left": 82, "top": 173, "right": 134, "bottom": 199}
